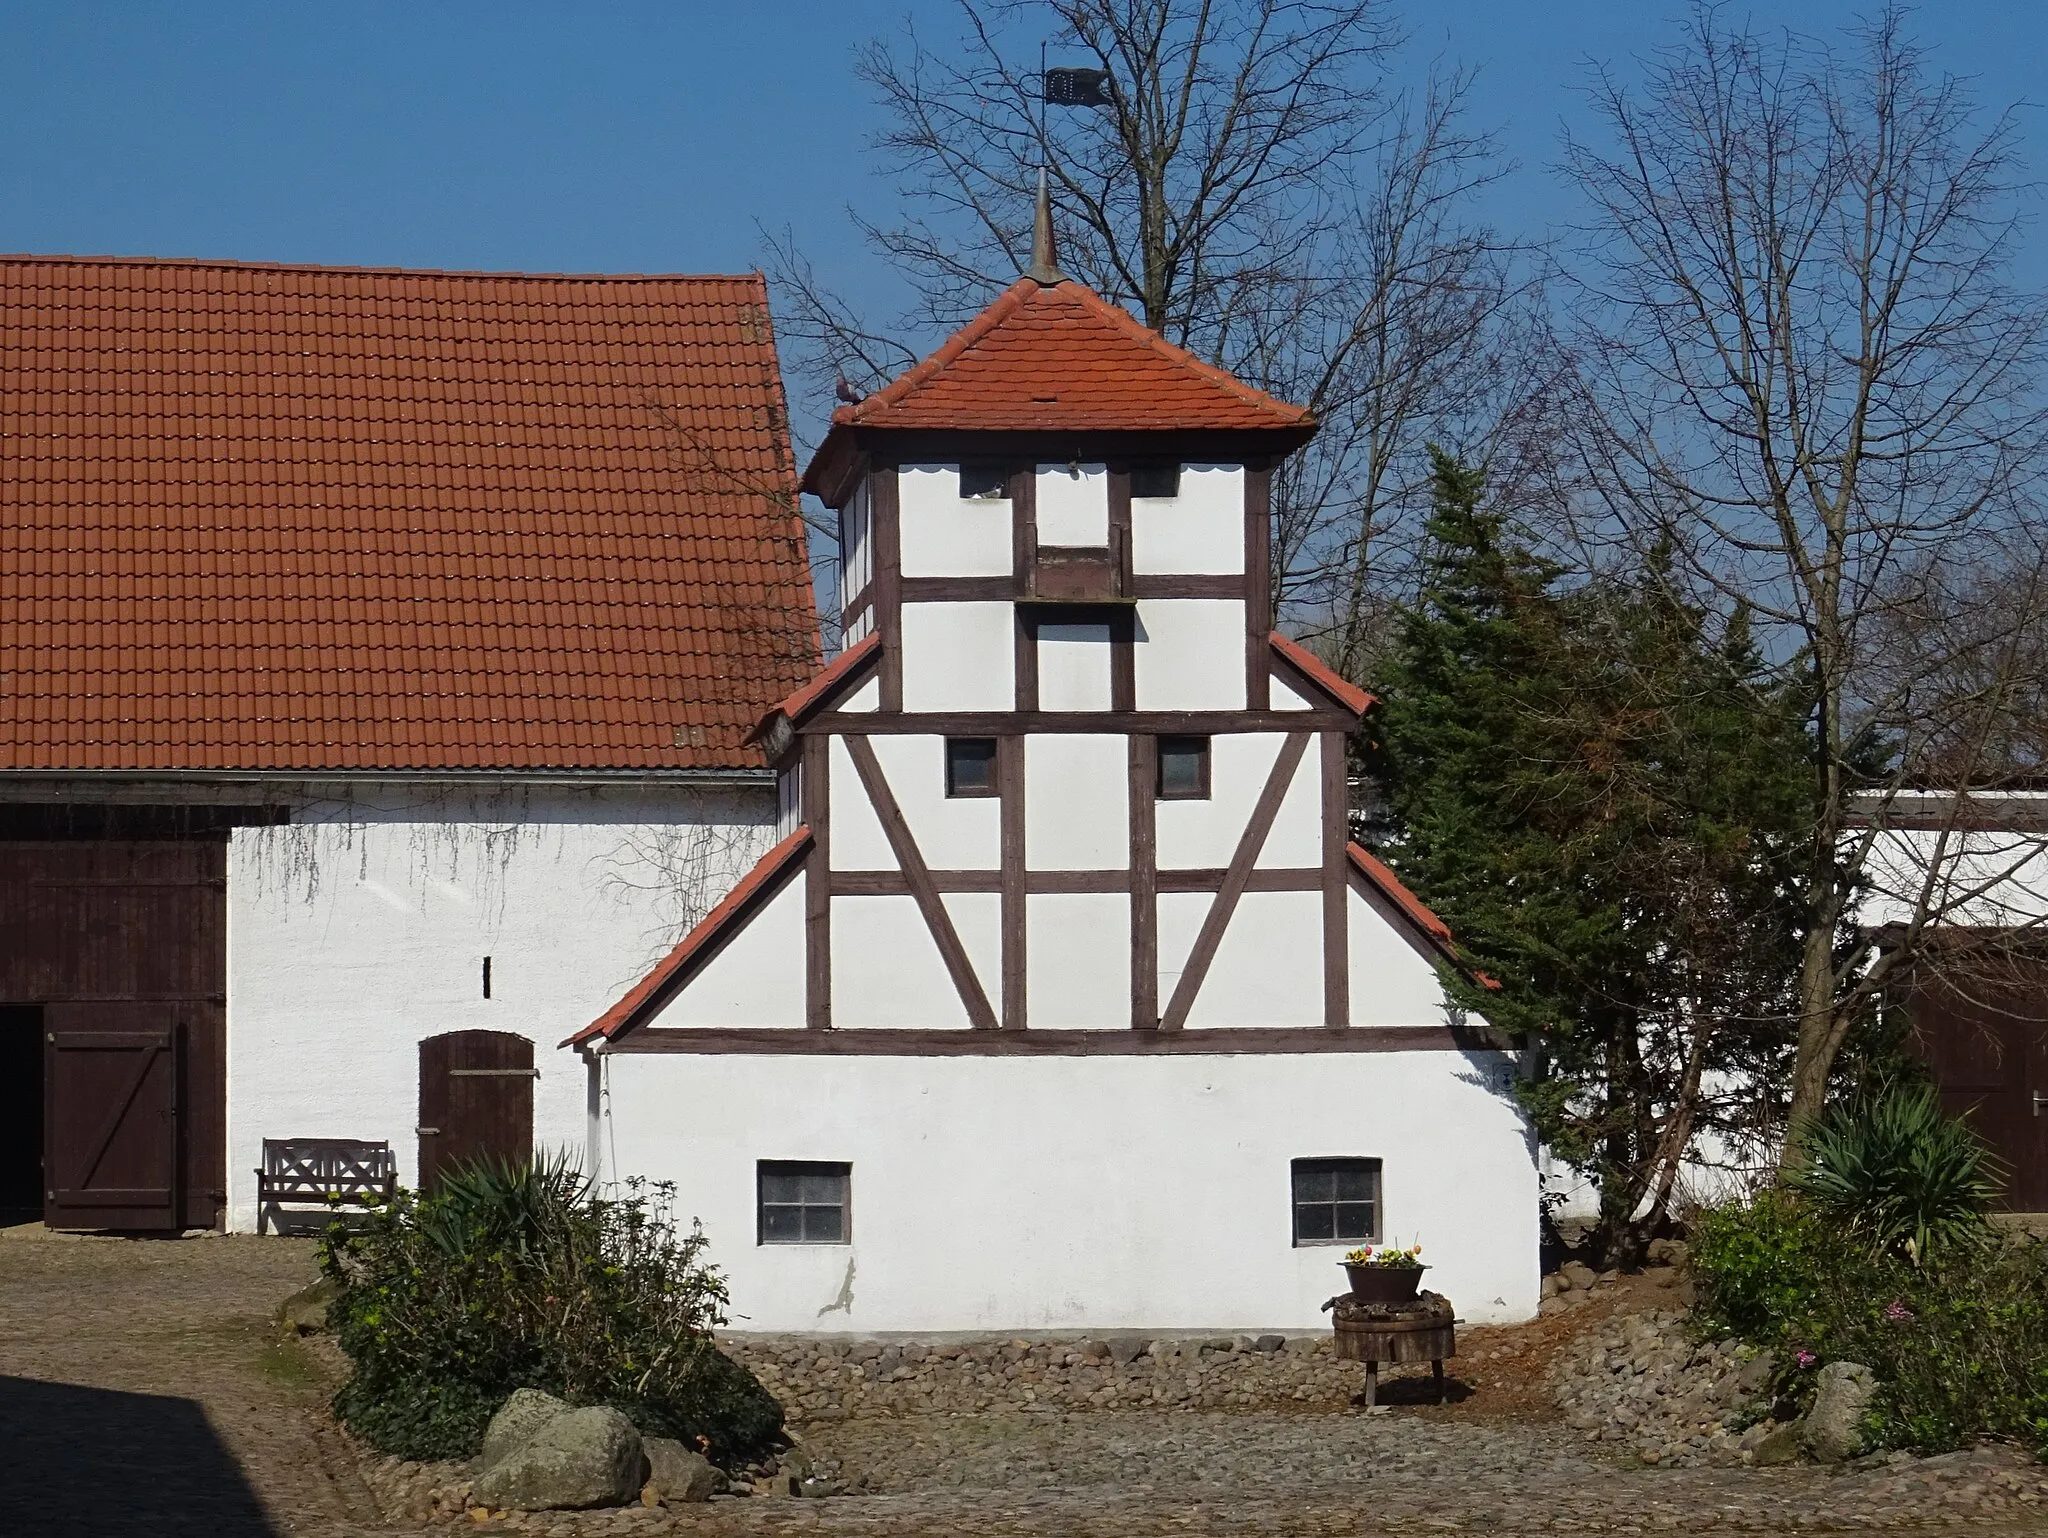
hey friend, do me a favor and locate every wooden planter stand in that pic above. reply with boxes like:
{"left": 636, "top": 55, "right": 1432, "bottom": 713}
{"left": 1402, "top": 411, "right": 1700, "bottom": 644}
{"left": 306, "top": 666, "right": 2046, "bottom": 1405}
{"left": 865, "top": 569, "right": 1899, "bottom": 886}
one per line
{"left": 1324, "top": 1290, "right": 1456, "bottom": 1407}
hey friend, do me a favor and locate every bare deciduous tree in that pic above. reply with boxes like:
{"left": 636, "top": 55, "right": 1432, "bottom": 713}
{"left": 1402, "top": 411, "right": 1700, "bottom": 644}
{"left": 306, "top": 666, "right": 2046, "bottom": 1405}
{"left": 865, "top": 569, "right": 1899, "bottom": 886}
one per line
{"left": 765, "top": 0, "right": 1533, "bottom": 659}
{"left": 1557, "top": 4, "right": 2048, "bottom": 1154}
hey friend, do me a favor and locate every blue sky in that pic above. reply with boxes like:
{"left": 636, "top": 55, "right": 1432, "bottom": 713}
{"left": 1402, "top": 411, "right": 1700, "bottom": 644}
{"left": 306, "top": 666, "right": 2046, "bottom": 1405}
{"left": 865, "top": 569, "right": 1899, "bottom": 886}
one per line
{"left": 3, "top": 0, "right": 2041, "bottom": 418}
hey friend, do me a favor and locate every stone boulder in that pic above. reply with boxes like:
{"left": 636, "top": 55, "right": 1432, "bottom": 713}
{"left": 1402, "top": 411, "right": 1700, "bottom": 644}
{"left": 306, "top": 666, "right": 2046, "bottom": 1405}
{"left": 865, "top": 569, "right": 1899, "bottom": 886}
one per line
{"left": 472, "top": 1406, "right": 645, "bottom": 1512}
{"left": 1802, "top": 1362, "right": 1878, "bottom": 1463}
{"left": 643, "top": 1437, "right": 722, "bottom": 1503}
{"left": 275, "top": 1275, "right": 341, "bottom": 1335}
{"left": 1749, "top": 1420, "right": 1807, "bottom": 1466}
{"left": 479, "top": 1389, "right": 570, "bottom": 1470}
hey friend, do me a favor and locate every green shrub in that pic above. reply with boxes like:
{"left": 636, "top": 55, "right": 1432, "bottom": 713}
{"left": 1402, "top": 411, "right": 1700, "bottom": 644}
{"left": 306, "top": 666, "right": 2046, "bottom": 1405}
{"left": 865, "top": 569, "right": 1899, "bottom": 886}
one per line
{"left": 321, "top": 1155, "right": 783, "bottom": 1464}
{"left": 1693, "top": 1193, "right": 2048, "bottom": 1456}
{"left": 1786, "top": 1084, "right": 2004, "bottom": 1261}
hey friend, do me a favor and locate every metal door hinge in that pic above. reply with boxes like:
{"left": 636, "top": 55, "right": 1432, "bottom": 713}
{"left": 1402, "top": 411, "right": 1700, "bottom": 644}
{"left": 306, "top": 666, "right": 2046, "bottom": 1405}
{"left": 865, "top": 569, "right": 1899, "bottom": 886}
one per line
{"left": 2034, "top": 1092, "right": 2046, "bottom": 1118}
{"left": 449, "top": 1068, "right": 541, "bottom": 1078}
{"left": 416, "top": 1126, "right": 441, "bottom": 1136}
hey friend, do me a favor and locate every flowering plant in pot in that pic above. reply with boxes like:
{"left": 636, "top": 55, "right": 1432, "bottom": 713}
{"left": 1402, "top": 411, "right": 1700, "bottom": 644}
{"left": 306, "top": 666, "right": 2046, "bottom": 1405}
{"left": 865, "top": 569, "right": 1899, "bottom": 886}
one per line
{"left": 1341, "top": 1244, "right": 1427, "bottom": 1302}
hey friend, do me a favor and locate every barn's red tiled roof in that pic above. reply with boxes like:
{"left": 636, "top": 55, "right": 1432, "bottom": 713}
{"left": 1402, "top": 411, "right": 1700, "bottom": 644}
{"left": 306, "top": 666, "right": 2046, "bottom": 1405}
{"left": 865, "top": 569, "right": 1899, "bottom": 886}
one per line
{"left": 1, "top": 255, "right": 817, "bottom": 773}
{"left": 805, "top": 276, "right": 1311, "bottom": 492}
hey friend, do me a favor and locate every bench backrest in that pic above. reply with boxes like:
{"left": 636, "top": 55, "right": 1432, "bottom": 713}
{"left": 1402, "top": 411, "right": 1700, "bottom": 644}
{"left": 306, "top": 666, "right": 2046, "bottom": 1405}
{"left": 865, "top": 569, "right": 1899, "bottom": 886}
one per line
{"left": 261, "top": 1138, "right": 396, "bottom": 1188}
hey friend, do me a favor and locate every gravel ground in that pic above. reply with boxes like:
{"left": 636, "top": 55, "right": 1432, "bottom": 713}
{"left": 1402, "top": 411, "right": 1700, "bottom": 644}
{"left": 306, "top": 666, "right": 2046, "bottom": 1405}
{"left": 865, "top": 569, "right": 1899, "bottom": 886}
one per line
{"left": 5, "top": 1227, "right": 2047, "bottom": 1537}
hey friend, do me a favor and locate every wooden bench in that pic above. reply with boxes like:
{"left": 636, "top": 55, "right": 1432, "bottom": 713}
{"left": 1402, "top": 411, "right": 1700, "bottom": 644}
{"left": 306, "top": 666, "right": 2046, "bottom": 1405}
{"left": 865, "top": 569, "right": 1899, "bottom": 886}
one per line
{"left": 256, "top": 1138, "right": 398, "bottom": 1235}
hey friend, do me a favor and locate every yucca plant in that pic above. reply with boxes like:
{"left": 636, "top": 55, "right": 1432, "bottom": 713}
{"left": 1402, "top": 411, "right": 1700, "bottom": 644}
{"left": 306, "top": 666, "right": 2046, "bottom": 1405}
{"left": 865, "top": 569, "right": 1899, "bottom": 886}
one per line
{"left": 1787, "top": 1084, "right": 2005, "bottom": 1262}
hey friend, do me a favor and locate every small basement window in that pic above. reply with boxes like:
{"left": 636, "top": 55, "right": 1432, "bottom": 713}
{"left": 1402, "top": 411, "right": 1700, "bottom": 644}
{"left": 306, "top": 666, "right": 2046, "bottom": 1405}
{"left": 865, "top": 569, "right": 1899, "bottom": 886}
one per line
{"left": 945, "top": 737, "right": 999, "bottom": 797}
{"left": 1292, "top": 1157, "right": 1381, "bottom": 1245}
{"left": 758, "top": 1160, "right": 850, "bottom": 1244}
{"left": 959, "top": 463, "right": 1009, "bottom": 500}
{"left": 1156, "top": 736, "right": 1211, "bottom": 800}
{"left": 1130, "top": 463, "right": 1181, "bottom": 499}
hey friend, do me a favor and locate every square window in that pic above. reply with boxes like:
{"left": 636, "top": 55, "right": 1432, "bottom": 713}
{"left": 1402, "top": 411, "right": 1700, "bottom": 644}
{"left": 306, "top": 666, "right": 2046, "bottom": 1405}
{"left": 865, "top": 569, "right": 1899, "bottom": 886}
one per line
{"left": 1291, "top": 1157, "right": 1380, "bottom": 1247}
{"left": 1130, "top": 463, "right": 1181, "bottom": 499}
{"left": 758, "top": 1160, "right": 850, "bottom": 1245}
{"left": 1156, "top": 736, "right": 1211, "bottom": 800}
{"left": 959, "top": 463, "right": 1009, "bottom": 500}
{"left": 945, "top": 737, "right": 999, "bottom": 797}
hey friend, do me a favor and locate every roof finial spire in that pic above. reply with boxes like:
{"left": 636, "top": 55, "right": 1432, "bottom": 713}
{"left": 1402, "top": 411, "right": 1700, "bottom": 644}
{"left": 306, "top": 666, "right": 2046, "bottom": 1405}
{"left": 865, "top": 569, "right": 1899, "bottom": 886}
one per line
{"left": 1025, "top": 166, "right": 1066, "bottom": 286}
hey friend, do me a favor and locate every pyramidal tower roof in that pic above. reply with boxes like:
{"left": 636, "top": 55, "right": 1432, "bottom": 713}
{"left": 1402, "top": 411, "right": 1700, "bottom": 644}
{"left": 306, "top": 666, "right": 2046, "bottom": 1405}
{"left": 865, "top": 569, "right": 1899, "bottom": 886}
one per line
{"left": 803, "top": 200, "right": 1314, "bottom": 496}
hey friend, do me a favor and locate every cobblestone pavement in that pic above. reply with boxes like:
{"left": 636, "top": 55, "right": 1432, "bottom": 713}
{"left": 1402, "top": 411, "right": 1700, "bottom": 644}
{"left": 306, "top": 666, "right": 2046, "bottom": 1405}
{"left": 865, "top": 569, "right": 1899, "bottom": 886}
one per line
{"left": 4, "top": 1227, "right": 2046, "bottom": 1536}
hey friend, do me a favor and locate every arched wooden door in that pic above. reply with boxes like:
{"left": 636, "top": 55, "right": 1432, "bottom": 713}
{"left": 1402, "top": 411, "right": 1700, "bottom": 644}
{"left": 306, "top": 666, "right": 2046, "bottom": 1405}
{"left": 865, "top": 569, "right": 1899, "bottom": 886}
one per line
{"left": 417, "top": 1031, "right": 535, "bottom": 1192}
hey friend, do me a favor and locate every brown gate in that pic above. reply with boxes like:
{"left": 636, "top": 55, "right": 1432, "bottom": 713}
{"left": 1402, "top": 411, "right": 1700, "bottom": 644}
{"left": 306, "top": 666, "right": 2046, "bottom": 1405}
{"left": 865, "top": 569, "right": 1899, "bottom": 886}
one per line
{"left": 417, "top": 1031, "right": 536, "bottom": 1192}
{"left": 0, "top": 840, "right": 225, "bottom": 1231}
{"left": 1904, "top": 963, "right": 2048, "bottom": 1211}
{"left": 43, "top": 1004, "right": 180, "bottom": 1230}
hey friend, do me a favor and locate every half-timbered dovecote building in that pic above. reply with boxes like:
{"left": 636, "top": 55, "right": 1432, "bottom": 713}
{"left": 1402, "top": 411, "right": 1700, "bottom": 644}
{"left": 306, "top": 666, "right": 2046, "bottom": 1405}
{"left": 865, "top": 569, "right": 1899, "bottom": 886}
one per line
{"left": 576, "top": 214, "right": 1540, "bottom": 1332}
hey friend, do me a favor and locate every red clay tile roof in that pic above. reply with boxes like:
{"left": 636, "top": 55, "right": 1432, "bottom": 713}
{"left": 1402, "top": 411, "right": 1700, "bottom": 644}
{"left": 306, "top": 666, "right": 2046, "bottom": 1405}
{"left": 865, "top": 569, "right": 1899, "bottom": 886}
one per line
{"left": 1, "top": 255, "right": 817, "bottom": 773}
{"left": 745, "top": 631, "right": 881, "bottom": 745}
{"left": 567, "top": 823, "right": 813, "bottom": 1046}
{"left": 820, "top": 276, "right": 1311, "bottom": 439}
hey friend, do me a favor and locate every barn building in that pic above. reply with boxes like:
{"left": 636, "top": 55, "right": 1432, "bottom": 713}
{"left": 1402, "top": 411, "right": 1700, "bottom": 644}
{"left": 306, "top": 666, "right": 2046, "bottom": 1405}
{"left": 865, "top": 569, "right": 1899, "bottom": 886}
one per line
{"left": 0, "top": 255, "right": 815, "bottom": 1233}
{"left": 574, "top": 218, "right": 1541, "bottom": 1332}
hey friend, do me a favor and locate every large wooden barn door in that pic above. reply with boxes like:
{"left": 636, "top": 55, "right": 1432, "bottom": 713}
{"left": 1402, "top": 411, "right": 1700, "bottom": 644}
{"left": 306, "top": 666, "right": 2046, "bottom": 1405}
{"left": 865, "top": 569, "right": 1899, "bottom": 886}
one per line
{"left": 0, "top": 840, "right": 226, "bottom": 1231}
{"left": 417, "top": 1031, "right": 535, "bottom": 1192}
{"left": 42, "top": 1004, "right": 181, "bottom": 1230}
{"left": 1905, "top": 965, "right": 2048, "bottom": 1212}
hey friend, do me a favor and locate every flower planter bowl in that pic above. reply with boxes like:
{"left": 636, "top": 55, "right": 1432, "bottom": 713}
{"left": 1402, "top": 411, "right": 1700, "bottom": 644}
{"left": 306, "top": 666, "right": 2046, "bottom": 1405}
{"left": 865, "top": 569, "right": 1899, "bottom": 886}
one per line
{"left": 1341, "top": 1262, "right": 1427, "bottom": 1303}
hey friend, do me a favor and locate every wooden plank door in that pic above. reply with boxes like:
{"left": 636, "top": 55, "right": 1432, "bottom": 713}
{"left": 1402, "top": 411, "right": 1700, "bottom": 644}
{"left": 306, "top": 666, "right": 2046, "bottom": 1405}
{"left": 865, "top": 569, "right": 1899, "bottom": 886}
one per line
{"left": 43, "top": 1003, "right": 180, "bottom": 1231}
{"left": 417, "top": 1031, "right": 535, "bottom": 1192}
{"left": 2016, "top": 1023, "right": 2048, "bottom": 1211}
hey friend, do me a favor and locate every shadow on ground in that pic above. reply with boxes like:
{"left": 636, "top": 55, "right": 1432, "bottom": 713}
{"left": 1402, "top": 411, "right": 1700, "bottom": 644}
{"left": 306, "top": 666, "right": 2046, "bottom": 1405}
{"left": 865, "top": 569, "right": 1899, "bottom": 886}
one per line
{"left": 0, "top": 1374, "right": 276, "bottom": 1536}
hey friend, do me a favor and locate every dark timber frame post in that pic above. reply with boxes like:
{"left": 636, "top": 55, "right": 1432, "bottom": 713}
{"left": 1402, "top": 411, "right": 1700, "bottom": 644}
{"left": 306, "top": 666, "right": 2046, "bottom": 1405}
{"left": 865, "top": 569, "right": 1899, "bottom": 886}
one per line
{"left": 1244, "top": 461, "right": 1273, "bottom": 711}
{"left": 804, "top": 735, "right": 832, "bottom": 1029}
{"left": 1012, "top": 464, "right": 1039, "bottom": 707}
{"left": 873, "top": 465, "right": 904, "bottom": 711}
{"left": 1129, "top": 734, "right": 1159, "bottom": 1028}
{"left": 1322, "top": 730, "right": 1350, "bottom": 1028}
{"left": 1000, "top": 734, "right": 1028, "bottom": 1029}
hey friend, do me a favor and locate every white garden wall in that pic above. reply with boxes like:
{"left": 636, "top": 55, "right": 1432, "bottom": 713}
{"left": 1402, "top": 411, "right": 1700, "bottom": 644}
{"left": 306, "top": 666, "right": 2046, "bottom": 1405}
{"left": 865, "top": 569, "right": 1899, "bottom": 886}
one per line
{"left": 224, "top": 781, "right": 773, "bottom": 1230}
{"left": 596, "top": 1048, "right": 1539, "bottom": 1331}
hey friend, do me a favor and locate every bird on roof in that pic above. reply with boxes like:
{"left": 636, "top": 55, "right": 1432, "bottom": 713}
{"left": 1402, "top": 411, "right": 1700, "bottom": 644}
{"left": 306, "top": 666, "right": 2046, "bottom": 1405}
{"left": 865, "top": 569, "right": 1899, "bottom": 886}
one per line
{"left": 834, "top": 374, "right": 862, "bottom": 404}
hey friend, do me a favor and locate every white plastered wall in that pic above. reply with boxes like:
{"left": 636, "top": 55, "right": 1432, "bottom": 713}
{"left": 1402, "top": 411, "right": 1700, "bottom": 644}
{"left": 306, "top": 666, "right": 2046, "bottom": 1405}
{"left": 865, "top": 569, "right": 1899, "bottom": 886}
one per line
{"left": 899, "top": 464, "right": 1011, "bottom": 578}
{"left": 901, "top": 602, "right": 1014, "bottom": 712}
{"left": 597, "top": 1048, "right": 1538, "bottom": 1331}
{"left": 1135, "top": 600, "right": 1246, "bottom": 710}
{"left": 1038, "top": 623, "right": 1112, "bottom": 711}
{"left": 870, "top": 735, "right": 999, "bottom": 869}
{"left": 1131, "top": 463, "right": 1244, "bottom": 574}
{"left": 1159, "top": 889, "right": 1325, "bottom": 1027}
{"left": 1035, "top": 462, "right": 1108, "bottom": 545}
{"left": 1156, "top": 733, "right": 1311, "bottom": 869}
{"left": 1025, "top": 735, "right": 1127, "bottom": 869}
{"left": 645, "top": 876, "right": 806, "bottom": 1030}
{"left": 1026, "top": 892, "right": 1132, "bottom": 1026}
{"left": 225, "top": 782, "right": 773, "bottom": 1230}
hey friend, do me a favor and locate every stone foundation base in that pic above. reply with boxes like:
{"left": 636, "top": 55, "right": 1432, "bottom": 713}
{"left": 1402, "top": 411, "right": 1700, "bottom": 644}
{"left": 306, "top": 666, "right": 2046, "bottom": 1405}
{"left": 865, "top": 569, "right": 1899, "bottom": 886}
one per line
{"left": 722, "top": 1333, "right": 1386, "bottom": 1421}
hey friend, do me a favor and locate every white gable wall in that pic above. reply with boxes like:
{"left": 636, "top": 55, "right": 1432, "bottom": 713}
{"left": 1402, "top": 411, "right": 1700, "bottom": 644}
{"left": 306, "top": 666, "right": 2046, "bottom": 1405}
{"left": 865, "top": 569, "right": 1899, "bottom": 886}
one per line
{"left": 647, "top": 875, "right": 806, "bottom": 1029}
{"left": 1037, "top": 622, "right": 1113, "bottom": 710}
{"left": 1347, "top": 880, "right": 1457, "bottom": 1027}
{"left": 226, "top": 781, "right": 774, "bottom": 1230}
{"left": 899, "top": 463, "right": 1011, "bottom": 577}
{"left": 1135, "top": 600, "right": 1246, "bottom": 710}
{"left": 1035, "top": 462, "right": 1109, "bottom": 545}
{"left": 1131, "top": 463, "right": 1243, "bottom": 574}
{"left": 1026, "top": 892, "right": 1132, "bottom": 1026}
{"left": 901, "top": 602, "right": 1014, "bottom": 711}
{"left": 833, "top": 895, "right": 970, "bottom": 1029}
{"left": 870, "top": 734, "right": 1000, "bottom": 869}
{"left": 1024, "top": 735, "right": 1128, "bottom": 868}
